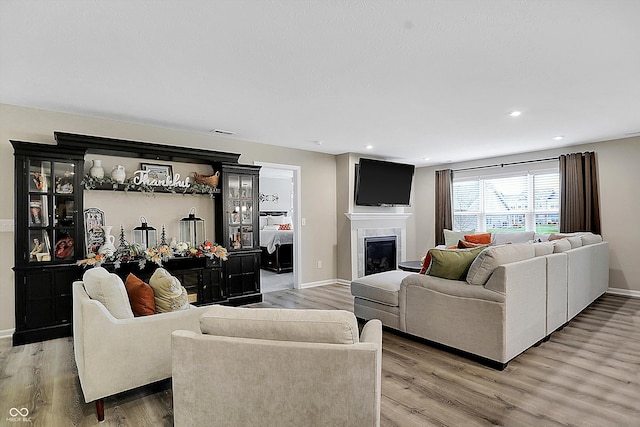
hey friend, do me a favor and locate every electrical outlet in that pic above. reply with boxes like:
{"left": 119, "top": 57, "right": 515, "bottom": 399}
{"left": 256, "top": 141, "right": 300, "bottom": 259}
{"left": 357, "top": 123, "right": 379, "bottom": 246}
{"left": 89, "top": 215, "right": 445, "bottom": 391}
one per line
{"left": 317, "top": 260, "right": 322, "bottom": 269}
{"left": 302, "top": 218, "right": 306, "bottom": 226}
{"left": 0, "top": 219, "right": 14, "bottom": 232}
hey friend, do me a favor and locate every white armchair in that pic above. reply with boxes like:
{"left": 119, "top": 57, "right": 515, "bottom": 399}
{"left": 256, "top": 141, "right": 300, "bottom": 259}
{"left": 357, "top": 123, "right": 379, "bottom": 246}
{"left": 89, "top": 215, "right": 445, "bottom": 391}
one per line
{"left": 72, "top": 280, "right": 207, "bottom": 421}
{"left": 172, "top": 305, "right": 382, "bottom": 427}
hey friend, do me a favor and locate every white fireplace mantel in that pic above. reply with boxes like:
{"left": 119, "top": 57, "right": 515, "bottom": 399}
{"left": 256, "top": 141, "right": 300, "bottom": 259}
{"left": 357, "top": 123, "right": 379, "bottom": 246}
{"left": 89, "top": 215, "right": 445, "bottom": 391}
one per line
{"left": 345, "top": 212, "right": 411, "bottom": 279}
{"left": 344, "top": 212, "right": 412, "bottom": 221}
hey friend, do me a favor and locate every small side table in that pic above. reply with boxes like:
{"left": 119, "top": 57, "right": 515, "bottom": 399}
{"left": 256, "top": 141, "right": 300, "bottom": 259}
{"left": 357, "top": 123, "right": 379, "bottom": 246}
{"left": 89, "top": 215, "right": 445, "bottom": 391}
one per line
{"left": 398, "top": 260, "right": 423, "bottom": 273}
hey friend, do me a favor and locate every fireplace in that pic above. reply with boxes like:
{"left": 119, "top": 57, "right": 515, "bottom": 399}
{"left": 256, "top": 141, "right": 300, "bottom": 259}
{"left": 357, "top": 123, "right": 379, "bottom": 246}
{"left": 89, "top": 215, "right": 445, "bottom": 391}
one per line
{"left": 364, "top": 236, "right": 397, "bottom": 276}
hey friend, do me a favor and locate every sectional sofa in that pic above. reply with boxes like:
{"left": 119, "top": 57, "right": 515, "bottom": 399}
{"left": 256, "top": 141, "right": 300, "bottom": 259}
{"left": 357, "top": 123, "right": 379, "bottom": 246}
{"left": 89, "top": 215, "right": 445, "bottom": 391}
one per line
{"left": 350, "top": 232, "right": 609, "bottom": 368}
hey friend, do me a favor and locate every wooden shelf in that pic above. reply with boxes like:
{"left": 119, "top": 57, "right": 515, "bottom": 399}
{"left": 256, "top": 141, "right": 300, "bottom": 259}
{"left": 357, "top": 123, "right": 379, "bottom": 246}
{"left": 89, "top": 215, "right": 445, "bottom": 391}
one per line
{"left": 83, "top": 181, "right": 221, "bottom": 196}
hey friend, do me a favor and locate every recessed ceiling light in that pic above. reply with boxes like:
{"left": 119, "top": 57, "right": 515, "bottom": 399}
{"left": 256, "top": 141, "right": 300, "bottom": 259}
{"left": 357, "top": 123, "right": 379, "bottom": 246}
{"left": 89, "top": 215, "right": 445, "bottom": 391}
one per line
{"left": 365, "top": 145, "right": 373, "bottom": 150}
{"left": 313, "top": 140, "right": 323, "bottom": 146}
{"left": 422, "top": 157, "right": 431, "bottom": 161}
{"left": 552, "top": 135, "right": 565, "bottom": 140}
{"left": 508, "top": 111, "right": 522, "bottom": 117}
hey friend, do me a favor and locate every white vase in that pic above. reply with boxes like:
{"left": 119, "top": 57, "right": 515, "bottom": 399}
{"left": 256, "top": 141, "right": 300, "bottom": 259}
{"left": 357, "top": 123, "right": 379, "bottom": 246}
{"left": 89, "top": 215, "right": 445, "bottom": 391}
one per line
{"left": 90, "top": 159, "right": 104, "bottom": 179}
{"left": 98, "top": 225, "right": 116, "bottom": 257}
{"left": 111, "top": 165, "right": 126, "bottom": 184}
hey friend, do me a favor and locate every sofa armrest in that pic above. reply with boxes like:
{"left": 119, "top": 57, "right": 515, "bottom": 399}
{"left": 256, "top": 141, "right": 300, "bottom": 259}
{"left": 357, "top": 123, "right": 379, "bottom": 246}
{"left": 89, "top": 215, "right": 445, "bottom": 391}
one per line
{"left": 77, "top": 299, "right": 207, "bottom": 403}
{"left": 360, "top": 319, "right": 382, "bottom": 346}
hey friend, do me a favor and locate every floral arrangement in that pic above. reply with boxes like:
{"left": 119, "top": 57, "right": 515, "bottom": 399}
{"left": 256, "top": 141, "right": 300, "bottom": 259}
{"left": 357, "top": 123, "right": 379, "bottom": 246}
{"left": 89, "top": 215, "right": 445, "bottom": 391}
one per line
{"left": 77, "top": 241, "right": 228, "bottom": 269}
{"left": 81, "top": 175, "right": 220, "bottom": 197}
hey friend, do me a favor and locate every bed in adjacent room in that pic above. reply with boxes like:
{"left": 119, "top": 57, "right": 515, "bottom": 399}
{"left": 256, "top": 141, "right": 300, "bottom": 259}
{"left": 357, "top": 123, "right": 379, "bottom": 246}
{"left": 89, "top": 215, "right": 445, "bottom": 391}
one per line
{"left": 259, "top": 211, "right": 293, "bottom": 273}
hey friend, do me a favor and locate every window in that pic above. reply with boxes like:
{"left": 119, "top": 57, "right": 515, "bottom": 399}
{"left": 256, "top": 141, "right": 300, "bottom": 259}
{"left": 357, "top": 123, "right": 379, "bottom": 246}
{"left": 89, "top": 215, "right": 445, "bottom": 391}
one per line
{"left": 453, "top": 170, "right": 559, "bottom": 233}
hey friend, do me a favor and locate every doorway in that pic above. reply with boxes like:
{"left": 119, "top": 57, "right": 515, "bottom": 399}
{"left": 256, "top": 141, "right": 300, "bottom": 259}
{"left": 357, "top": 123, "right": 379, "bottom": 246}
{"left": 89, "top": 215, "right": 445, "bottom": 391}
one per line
{"left": 255, "top": 162, "right": 301, "bottom": 292}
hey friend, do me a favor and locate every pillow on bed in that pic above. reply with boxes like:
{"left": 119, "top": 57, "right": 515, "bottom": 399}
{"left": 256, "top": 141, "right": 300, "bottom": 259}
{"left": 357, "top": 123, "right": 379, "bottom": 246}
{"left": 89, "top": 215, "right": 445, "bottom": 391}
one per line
{"left": 259, "top": 216, "right": 268, "bottom": 230}
{"left": 267, "top": 216, "right": 286, "bottom": 225}
{"left": 263, "top": 225, "right": 280, "bottom": 231}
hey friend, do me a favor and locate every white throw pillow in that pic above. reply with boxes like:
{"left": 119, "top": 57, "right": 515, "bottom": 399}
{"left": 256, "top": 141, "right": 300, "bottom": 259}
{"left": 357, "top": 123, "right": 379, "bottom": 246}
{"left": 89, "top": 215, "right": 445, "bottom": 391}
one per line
{"left": 492, "top": 231, "right": 535, "bottom": 245}
{"left": 83, "top": 267, "right": 134, "bottom": 319}
{"left": 443, "top": 229, "right": 475, "bottom": 247}
{"left": 267, "top": 215, "right": 286, "bottom": 225}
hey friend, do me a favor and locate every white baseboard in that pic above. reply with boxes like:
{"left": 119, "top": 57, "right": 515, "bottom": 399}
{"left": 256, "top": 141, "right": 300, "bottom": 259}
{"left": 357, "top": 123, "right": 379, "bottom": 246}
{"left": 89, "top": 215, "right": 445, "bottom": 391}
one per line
{"left": 607, "top": 287, "right": 640, "bottom": 298}
{"left": 300, "top": 279, "right": 349, "bottom": 289}
{"left": 336, "top": 279, "right": 351, "bottom": 286}
{"left": 0, "top": 328, "right": 14, "bottom": 340}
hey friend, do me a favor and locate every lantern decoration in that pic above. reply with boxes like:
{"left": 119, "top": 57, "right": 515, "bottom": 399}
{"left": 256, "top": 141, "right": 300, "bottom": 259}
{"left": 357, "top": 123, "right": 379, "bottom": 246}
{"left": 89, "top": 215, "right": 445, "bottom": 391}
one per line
{"left": 132, "top": 216, "right": 157, "bottom": 248}
{"left": 180, "top": 207, "right": 205, "bottom": 246}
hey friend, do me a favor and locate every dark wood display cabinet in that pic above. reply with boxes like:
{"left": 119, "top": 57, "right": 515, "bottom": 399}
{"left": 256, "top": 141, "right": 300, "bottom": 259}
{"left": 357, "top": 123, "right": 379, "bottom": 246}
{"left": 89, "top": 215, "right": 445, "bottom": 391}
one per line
{"left": 221, "top": 163, "right": 262, "bottom": 304}
{"left": 12, "top": 141, "right": 86, "bottom": 345}
{"left": 12, "top": 133, "right": 262, "bottom": 345}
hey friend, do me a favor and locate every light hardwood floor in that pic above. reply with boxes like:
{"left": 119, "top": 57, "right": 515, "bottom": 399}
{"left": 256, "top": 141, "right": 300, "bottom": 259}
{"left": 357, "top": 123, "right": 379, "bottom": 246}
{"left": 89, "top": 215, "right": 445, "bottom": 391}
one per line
{"left": 0, "top": 285, "right": 638, "bottom": 426}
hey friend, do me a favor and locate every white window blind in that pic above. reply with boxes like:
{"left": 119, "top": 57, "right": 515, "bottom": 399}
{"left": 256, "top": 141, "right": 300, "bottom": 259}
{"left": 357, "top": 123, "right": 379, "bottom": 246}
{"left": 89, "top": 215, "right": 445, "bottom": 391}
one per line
{"left": 453, "top": 167, "right": 559, "bottom": 233}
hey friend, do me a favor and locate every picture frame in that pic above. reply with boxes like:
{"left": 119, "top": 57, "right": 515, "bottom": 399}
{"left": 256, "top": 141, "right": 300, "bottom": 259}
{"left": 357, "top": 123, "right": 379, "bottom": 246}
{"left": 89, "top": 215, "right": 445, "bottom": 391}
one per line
{"left": 84, "top": 208, "right": 105, "bottom": 254}
{"left": 141, "top": 163, "right": 173, "bottom": 182}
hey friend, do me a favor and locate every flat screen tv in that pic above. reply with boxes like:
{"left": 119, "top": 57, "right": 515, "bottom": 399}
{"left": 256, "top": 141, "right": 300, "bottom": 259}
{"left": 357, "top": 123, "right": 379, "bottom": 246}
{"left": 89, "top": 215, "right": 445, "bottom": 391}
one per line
{"left": 355, "top": 158, "right": 415, "bottom": 206}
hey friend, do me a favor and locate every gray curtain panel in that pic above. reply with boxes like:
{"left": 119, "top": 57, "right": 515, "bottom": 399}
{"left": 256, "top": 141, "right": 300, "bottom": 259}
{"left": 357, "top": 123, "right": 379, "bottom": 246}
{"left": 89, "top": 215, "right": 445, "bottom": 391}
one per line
{"left": 559, "top": 152, "right": 601, "bottom": 234}
{"left": 435, "top": 169, "right": 453, "bottom": 245}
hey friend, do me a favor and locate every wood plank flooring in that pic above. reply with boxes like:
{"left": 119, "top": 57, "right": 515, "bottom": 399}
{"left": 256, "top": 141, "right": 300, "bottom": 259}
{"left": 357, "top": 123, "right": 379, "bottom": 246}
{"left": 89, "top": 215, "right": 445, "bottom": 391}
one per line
{"left": 0, "top": 285, "right": 638, "bottom": 426}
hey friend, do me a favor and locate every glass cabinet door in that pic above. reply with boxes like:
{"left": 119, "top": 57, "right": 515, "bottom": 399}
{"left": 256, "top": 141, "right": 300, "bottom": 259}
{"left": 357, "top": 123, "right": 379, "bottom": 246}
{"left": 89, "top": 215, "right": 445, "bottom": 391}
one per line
{"left": 26, "top": 160, "right": 78, "bottom": 263}
{"left": 226, "top": 173, "right": 255, "bottom": 249}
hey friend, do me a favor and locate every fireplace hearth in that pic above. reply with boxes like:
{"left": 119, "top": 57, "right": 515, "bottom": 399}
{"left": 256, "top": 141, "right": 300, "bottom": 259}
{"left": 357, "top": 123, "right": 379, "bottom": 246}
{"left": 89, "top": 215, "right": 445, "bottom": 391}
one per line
{"left": 364, "top": 236, "right": 397, "bottom": 276}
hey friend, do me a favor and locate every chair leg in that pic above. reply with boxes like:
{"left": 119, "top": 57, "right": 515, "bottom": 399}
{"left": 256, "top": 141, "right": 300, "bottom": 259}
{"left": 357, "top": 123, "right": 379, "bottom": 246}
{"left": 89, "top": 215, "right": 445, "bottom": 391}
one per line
{"left": 95, "top": 399, "right": 104, "bottom": 422}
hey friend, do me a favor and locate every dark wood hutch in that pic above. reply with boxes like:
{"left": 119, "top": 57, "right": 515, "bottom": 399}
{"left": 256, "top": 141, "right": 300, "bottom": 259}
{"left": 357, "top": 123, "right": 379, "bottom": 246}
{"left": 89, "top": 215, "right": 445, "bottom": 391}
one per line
{"left": 12, "top": 132, "right": 262, "bottom": 345}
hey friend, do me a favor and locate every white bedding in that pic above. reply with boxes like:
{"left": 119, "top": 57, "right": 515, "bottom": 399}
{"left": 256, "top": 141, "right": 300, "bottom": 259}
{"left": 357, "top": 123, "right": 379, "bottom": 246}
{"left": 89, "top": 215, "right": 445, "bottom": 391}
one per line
{"left": 260, "top": 229, "right": 294, "bottom": 254}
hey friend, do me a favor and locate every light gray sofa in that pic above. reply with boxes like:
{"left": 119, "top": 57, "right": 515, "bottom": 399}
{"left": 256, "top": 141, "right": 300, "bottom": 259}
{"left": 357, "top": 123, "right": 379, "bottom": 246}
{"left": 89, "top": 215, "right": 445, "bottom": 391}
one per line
{"left": 351, "top": 234, "right": 608, "bottom": 368}
{"left": 172, "top": 306, "right": 382, "bottom": 427}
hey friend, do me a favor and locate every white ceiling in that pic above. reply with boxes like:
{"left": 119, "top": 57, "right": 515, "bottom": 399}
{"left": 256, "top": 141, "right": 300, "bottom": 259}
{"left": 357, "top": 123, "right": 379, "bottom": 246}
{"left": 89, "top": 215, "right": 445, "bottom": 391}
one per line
{"left": 1, "top": 1, "right": 639, "bottom": 166}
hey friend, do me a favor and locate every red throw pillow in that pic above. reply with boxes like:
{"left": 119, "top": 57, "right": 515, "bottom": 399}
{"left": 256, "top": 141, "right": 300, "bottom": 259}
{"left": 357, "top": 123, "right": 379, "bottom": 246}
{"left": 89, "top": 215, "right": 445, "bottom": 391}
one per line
{"left": 419, "top": 251, "right": 432, "bottom": 274}
{"left": 464, "top": 233, "right": 492, "bottom": 244}
{"left": 125, "top": 273, "right": 156, "bottom": 316}
{"left": 278, "top": 223, "right": 291, "bottom": 230}
{"left": 457, "top": 239, "right": 487, "bottom": 249}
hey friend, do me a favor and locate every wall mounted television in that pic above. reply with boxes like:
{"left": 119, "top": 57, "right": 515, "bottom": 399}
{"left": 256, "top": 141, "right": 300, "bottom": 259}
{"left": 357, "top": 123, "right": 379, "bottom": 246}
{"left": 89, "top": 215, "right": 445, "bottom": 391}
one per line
{"left": 354, "top": 158, "right": 415, "bottom": 206}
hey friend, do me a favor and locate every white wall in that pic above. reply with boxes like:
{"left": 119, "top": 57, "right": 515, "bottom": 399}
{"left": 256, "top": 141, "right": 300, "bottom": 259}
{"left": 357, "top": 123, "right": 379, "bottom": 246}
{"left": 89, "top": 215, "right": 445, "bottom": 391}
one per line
{"left": 0, "top": 104, "right": 338, "bottom": 334}
{"left": 259, "top": 177, "right": 292, "bottom": 213}
{"left": 410, "top": 136, "right": 640, "bottom": 294}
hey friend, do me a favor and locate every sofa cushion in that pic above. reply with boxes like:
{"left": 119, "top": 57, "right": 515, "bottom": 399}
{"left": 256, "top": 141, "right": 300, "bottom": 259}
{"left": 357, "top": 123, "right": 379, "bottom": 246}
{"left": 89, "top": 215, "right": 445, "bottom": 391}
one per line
{"left": 200, "top": 305, "right": 360, "bottom": 344}
{"left": 492, "top": 231, "right": 534, "bottom": 245}
{"left": 443, "top": 229, "right": 475, "bottom": 247}
{"left": 149, "top": 268, "right": 189, "bottom": 313}
{"left": 533, "top": 242, "right": 555, "bottom": 256}
{"left": 581, "top": 233, "right": 603, "bottom": 245}
{"left": 124, "top": 273, "right": 156, "bottom": 316}
{"left": 351, "top": 270, "right": 412, "bottom": 306}
{"left": 466, "top": 243, "right": 535, "bottom": 286}
{"left": 552, "top": 239, "right": 572, "bottom": 253}
{"left": 567, "top": 236, "right": 583, "bottom": 248}
{"left": 428, "top": 246, "right": 485, "bottom": 281}
{"left": 464, "top": 233, "right": 492, "bottom": 244}
{"left": 82, "top": 267, "right": 134, "bottom": 319}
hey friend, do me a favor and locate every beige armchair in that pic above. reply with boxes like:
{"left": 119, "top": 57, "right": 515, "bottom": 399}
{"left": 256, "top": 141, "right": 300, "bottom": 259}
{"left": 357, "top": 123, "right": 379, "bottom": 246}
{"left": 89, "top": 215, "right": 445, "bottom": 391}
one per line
{"left": 172, "top": 305, "right": 382, "bottom": 427}
{"left": 72, "top": 280, "right": 207, "bottom": 421}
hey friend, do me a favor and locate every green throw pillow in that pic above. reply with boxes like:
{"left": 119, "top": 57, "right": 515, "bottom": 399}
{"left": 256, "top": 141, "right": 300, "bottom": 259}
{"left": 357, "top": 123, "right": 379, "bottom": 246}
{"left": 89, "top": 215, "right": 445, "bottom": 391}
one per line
{"left": 427, "top": 246, "right": 486, "bottom": 280}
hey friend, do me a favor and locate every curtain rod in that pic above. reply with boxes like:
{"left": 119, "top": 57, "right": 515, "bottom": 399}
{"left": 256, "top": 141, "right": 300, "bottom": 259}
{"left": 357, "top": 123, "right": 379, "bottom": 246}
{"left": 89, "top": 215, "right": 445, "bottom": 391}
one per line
{"left": 452, "top": 156, "right": 558, "bottom": 172}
